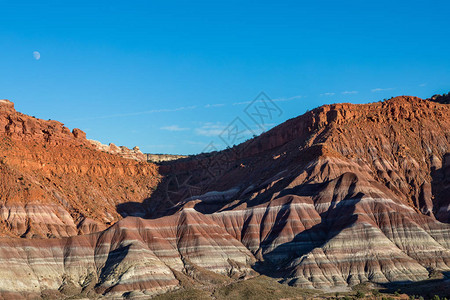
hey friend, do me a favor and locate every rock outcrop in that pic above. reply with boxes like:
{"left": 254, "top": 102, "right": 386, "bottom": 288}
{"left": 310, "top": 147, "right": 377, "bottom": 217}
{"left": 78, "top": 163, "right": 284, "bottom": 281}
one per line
{"left": 0, "top": 99, "right": 159, "bottom": 238}
{"left": 145, "top": 153, "right": 189, "bottom": 163}
{"left": 89, "top": 140, "right": 147, "bottom": 161}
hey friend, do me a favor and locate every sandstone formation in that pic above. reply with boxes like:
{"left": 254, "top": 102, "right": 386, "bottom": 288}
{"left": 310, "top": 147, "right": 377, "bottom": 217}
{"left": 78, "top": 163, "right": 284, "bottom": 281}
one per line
{"left": 145, "top": 153, "right": 189, "bottom": 163}
{"left": 0, "top": 99, "right": 159, "bottom": 238}
{"left": 89, "top": 140, "right": 147, "bottom": 162}
{"left": 0, "top": 96, "right": 449, "bottom": 298}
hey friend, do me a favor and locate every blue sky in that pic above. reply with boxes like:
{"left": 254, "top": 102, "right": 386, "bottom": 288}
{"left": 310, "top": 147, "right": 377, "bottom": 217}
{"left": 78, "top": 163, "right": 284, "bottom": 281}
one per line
{"left": 1, "top": 1, "right": 449, "bottom": 154}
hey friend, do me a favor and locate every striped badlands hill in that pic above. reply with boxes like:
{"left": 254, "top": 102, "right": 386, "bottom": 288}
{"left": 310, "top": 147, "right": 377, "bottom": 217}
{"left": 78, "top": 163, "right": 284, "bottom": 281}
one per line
{"left": 147, "top": 96, "right": 450, "bottom": 288}
{"left": 0, "top": 209, "right": 255, "bottom": 299}
{"left": 0, "top": 96, "right": 449, "bottom": 298}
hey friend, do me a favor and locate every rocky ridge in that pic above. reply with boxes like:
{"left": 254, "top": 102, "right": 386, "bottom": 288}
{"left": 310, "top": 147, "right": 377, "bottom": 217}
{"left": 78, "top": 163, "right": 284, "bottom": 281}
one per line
{"left": 145, "top": 153, "right": 189, "bottom": 163}
{"left": 0, "top": 99, "right": 159, "bottom": 238}
{"left": 89, "top": 140, "right": 147, "bottom": 162}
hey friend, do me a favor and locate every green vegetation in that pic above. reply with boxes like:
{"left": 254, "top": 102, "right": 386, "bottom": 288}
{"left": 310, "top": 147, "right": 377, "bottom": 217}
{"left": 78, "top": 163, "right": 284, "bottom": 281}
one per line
{"left": 355, "top": 291, "right": 365, "bottom": 298}
{"left": 430, "top": 92, "right": 450, "bottom": 104}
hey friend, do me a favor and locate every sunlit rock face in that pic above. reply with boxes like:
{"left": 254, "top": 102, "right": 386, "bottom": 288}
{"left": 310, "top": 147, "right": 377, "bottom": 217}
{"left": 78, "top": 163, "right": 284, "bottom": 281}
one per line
{"left": 0, "top": 99, "right": 160, "bottom": 238}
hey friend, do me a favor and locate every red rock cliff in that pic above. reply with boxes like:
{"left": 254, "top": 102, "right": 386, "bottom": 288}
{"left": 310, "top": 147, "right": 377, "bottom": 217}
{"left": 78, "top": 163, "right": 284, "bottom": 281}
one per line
{"left": 0, "top": 99, "right": 159, "bottom": 238}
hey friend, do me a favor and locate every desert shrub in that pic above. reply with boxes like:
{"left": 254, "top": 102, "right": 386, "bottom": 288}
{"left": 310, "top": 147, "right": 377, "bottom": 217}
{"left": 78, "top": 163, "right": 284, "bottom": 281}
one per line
{"left": 356, "top": 291, "right": 365, "bottom": 298}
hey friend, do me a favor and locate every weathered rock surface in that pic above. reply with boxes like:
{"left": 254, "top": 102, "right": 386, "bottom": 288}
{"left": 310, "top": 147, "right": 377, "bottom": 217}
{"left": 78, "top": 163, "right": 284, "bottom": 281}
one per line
{"left": 0, "top": 96, "right": 449, "bottom": 298}
{"left": 0, "top": 100, "right": 159, "bottom": 238}
{"left": 148, "top": 96, "right": 450, "bottom": 289}
{"left": 145, "top": 153, "right": 189, "bottom": 163}
{"left": 0, "top": 212, "right": 254, "bottom": 299}
{"left": 89, "top": 140, "right": 147, "bottom": 161}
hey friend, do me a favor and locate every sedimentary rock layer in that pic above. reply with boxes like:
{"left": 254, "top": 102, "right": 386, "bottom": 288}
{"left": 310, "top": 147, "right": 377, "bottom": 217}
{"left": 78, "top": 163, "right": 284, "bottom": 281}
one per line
{"left": 0, "top": 210, "right": 254, "bottom": 298}
{"left": 0, "top": 100, "right": 159, "bottom": 237}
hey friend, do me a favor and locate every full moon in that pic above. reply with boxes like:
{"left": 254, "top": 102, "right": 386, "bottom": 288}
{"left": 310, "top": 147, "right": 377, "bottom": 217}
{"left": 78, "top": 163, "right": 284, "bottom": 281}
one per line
{"left": 33, "top": 51, "right": 40, "bottom": 60}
